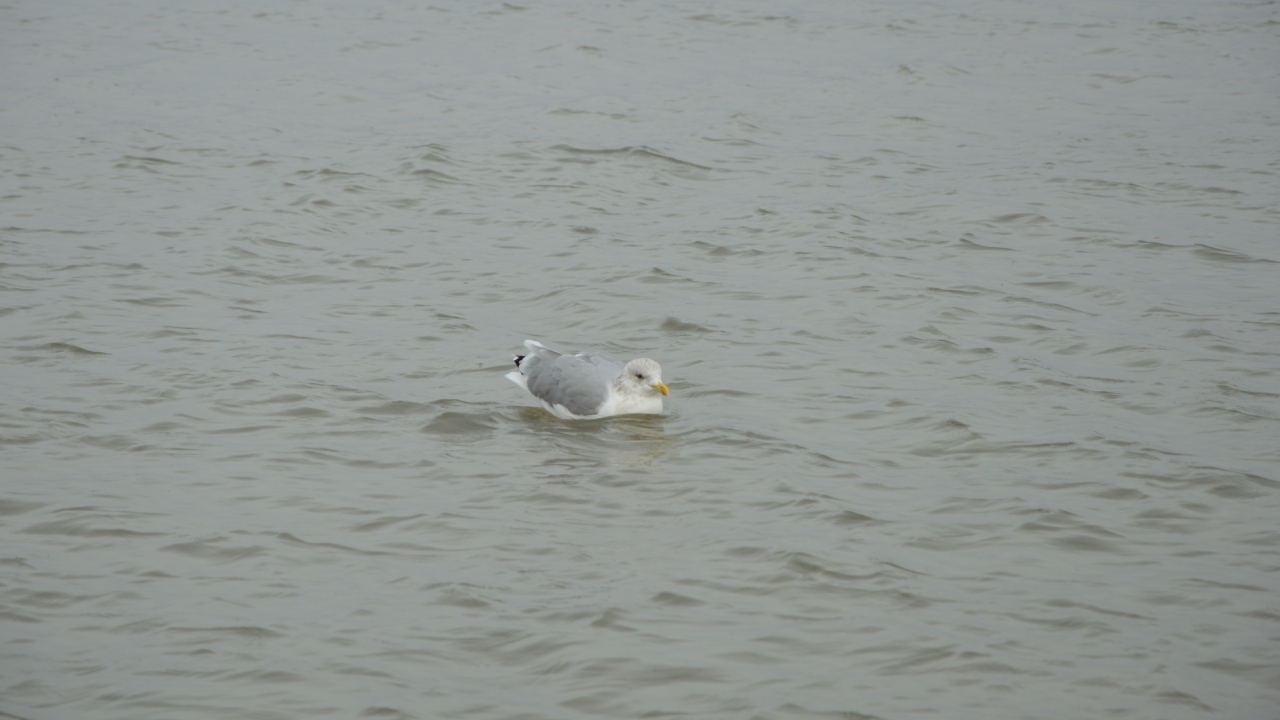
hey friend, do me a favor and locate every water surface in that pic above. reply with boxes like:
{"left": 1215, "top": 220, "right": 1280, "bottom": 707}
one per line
{"left": 3, "top": 1, "right": 1279, "bottom": 719}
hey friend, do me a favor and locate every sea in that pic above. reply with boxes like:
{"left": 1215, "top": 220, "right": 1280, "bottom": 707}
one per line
{"left": 2, "top": 1, "right": 1278, "bottom": 718}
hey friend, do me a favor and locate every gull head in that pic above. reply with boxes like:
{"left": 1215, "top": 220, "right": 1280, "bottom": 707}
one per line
{"left": 621, "top": 358, "right": 668, "bottom": 396}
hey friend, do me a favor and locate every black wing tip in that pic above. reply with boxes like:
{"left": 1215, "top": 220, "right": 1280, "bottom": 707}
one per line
{"left": 514, "top": 355, "right": 525, "bottom": 368}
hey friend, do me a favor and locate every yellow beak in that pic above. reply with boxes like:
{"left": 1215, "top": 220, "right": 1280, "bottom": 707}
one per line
{"left": 651, "top": 383, "right": 669, "bottom": 396}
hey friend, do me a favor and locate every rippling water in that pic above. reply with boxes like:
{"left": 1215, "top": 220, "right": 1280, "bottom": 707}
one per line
{"left": 3, "top": 1, "right": 1279, "bottom": 718}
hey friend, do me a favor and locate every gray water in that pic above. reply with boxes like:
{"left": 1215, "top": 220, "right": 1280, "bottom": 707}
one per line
{"left": 3, "top": 1, "right": 1279, "bottom": 718}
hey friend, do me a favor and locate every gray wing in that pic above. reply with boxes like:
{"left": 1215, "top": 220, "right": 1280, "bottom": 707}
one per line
{"left": 523, "top": 351, "right": 624, "bottom": 417}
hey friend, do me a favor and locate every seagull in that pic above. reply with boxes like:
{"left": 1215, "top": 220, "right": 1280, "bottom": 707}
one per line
{"left": 505, "top": 339, "right": 669, "bottom": 420}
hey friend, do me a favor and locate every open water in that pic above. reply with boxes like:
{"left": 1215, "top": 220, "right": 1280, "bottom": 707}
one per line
{"left": 3, "top": 1, "right": 1279, "bottom": 719}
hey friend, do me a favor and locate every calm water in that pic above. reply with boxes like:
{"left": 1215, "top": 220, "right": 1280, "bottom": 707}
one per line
{"left": 3, "top": 1, "right": 1279, "bottom": 719}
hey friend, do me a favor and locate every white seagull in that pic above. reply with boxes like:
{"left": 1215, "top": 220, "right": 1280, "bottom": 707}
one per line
{"left": 505, "top": 339, "right": 669, "bottom": 420}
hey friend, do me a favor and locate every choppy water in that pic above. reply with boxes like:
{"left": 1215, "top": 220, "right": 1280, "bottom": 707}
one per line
{"left": 3, "top": 1, "right": 1279, "bottom": 719}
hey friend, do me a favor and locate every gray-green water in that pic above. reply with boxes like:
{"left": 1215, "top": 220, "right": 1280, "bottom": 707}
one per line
{"left": 3, "top": 1, "right": 1278, "bottom": 718}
